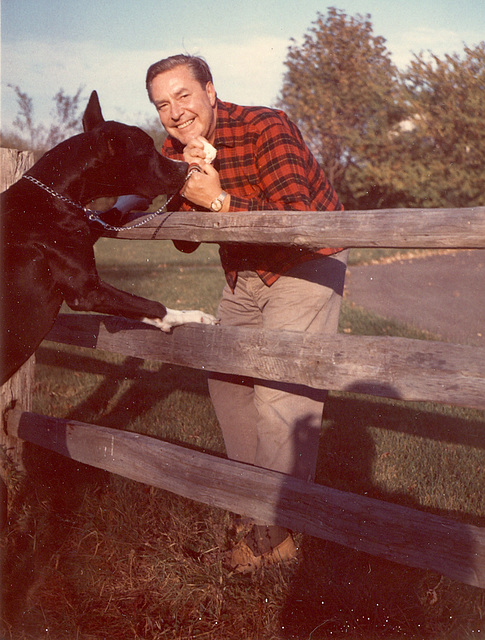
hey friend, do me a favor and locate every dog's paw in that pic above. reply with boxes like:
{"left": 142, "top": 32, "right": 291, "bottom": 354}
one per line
{"left": 142, "top": 309, "right": 218, "bottom": 333}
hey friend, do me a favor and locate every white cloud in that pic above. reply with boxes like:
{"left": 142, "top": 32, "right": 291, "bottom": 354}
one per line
{"left": 388, "top": 26, "right": 481, "bottom": 68}
{"left": 1, "top": 35, "right": 289, "bottom": 131}
{"left": 196, "top": 36, "right": 289, "bottom": 106}
{"left": 6, "top": 26, "right": 477, "bottom": 134}
{"left": 2, "top": 40, "right": 169, "bottom": 128}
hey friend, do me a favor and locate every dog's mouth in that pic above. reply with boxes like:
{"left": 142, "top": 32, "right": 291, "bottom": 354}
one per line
{"left": 169, "top": 160, "right": 190, "bottom": 195}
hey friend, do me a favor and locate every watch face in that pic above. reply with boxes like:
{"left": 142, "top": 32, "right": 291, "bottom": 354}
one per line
{"left": 211, "top": 199, "right": 222, "bottom": 211}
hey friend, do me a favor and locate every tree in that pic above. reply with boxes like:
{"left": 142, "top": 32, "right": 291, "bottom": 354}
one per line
{"left": 277, "top": 7, "right": 403, "bottom": 206}
{"left": 351, "top": 43, "right": 485, "bottom": 209}
{"left": 3, "top": 85, "right": 86, "bottom": 157}
{"left": 278, "top": 9, "right": 485, "bottom": 209}
{"left": 392, "top": 43, "right": 485, "bottom": 208}
{"left": 1, "top": 86, "right": 168, "bottom": 159}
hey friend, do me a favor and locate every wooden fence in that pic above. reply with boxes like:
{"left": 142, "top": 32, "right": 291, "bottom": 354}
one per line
{"left": 1, "top": 148, "right": 484, "bottom": 589}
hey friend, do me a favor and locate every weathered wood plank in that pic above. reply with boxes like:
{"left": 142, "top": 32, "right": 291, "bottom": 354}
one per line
{"left": 102, "top": 207, "right": 485, "bottom": 248}
{"left": 46, "top": 315, "right": 485, "bottom": 410}
{"left": 7, "top": 408, "right": 485, "bottom": 588}
{"left": 0, "top": 148, "right": 34, "bottom": 193}
{"left": 0, "top": 356, "right": 35, "bottom": 475}
{"left": 0, "top": 147, "right": 36, "bottom": 476}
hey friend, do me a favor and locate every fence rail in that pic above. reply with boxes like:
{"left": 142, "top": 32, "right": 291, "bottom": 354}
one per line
{"left": 104, "top": 206, "right": 485, "bottom": 248}
{"left": 46, "top": 314, "right": 485, "bottom": 411}
{"left": 1, "top": 147, "right": 484, "bottom": 589}
{"left": 7, "top": 405, "right": 485, "bottom": 588}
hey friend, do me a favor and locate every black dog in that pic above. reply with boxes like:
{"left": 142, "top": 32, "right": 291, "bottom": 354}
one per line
{"left": 1, "top": 91, "right": 216, "bottom": 385}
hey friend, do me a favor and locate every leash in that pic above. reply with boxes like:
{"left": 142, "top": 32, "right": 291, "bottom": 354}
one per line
{"left": 23, "top": 165, "right": 202, "bottom": 232}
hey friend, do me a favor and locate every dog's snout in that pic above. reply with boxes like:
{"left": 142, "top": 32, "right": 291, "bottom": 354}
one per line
{"left": 174, "top": 159, "right": 190, "bottom": 184}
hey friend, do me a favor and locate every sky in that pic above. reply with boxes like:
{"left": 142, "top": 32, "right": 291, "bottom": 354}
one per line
{"left": 1, "top": 0, "right": 484, "bottom": 134}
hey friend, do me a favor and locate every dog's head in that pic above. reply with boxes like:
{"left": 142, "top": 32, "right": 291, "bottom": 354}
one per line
{"left": 81, "top": 91, "right": 188, "bottom": 200}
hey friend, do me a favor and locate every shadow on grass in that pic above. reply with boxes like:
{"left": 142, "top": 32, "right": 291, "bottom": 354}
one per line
{"left": 35, "top": 345, "right": 210, "bottom": 441}
{"left": 1, "top": 443, "right": 109, "bottom": 633}
{"left": 2, "top": 347, "right": 213, "bottom": 634}
{"left": 3, "top": 348, "right": 484, "bottom": 638}
{"left": 278, "top": 414, "right": 425, "bottom": 638}
{"left": 278, "top": 392, "right": 484, "bottom": 639}
{"left": 326, "top": 392, "right": 485, "bottom": 451}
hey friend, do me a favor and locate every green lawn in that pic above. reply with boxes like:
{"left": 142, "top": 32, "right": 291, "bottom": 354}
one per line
{"left": 2, "top": 241, "right": 484, "bottom": 640}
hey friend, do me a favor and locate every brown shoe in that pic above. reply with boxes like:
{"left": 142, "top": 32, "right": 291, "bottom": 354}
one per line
{"left": 224, "top": 532, "right": 298, "bottom": 574}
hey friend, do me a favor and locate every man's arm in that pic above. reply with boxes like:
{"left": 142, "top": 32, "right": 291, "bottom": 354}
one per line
{"left": 228, "top": 118, "right": 340, "bottom": 213}
{"left": 183, "top": 119, "right": 340, "bottom": 214}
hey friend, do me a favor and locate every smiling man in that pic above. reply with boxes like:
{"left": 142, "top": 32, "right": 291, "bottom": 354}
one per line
{"left": 150, "top": 63, "right": 218, "bottom": 146}
{"left": 146, "top": 54, "right": 348, "bottom": 574}
{"left": 147, "top": 57, "right": 230, "bottom": 214}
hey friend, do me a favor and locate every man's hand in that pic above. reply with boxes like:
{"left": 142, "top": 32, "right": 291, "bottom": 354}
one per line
{"left": 183, "top": 136, "right": 216, "bottom": 166}
{"left": 181, "top": 136, "right": 230, "bottom": 211}
{"left": 182, "top": 162, "right": 229, "bottom": 210}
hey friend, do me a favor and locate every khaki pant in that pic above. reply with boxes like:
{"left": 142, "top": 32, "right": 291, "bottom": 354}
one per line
{"left": 208, "top": 251, "right": 348, "bottom": 483}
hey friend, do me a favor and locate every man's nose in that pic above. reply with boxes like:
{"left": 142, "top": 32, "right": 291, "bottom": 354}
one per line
{"left": 170, "top": 102, "right": 184, "bottom": 121}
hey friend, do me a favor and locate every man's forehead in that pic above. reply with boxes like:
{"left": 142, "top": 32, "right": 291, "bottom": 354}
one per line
{"left": 154, "top": 66, "right": 198, "bottom": 92}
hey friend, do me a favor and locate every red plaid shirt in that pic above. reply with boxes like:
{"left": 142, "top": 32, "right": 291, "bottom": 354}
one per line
{"left": 162, "top": 99, "right": 344, "bottom": 289}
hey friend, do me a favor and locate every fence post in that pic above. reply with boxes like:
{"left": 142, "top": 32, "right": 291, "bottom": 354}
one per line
{"left": 1, "top": 149, "right": 35, "bottom": 495}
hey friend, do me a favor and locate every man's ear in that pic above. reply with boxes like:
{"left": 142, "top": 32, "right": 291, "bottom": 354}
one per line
{"left": 206, "top": 81, "right": 217, "bottom": 107}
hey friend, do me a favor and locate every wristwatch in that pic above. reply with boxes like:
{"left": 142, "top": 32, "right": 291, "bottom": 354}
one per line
{"left": 210, "top": 191, "right": 228, "bottom": 212}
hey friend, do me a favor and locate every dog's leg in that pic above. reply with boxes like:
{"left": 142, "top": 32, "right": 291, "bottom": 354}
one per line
{"left": 54, "top": 258, "right": 216, "bottom": 332}
{"left": 46, "top": 240, "right": 217, "bottom": 331}
{"left": 65, "top": 280, "right": 217, "bottom": 332}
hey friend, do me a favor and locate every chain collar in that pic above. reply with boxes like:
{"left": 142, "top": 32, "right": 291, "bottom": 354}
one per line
{"left": 24, "top": 174, "right": 91, "bottom": 212}
{"left": 22, "top": 169, "right": 200, "bottom": 232}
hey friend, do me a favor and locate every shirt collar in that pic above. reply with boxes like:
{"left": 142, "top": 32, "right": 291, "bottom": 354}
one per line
{"left": 213, "top": 99, "right": 237, "bottom": 149}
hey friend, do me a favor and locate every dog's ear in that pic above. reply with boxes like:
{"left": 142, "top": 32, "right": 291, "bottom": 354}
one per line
{"left": 83, "top": 91, "right": 105, "bottom": 132}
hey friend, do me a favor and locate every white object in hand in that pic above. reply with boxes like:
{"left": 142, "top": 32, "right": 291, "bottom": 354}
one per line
{"left": 202, "top": 140, "right": 217, "bottom": 163}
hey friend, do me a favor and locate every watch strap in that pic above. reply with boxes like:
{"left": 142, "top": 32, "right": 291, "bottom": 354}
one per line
{"left": 211, "top": 190, "right": 228, "bottom": 211}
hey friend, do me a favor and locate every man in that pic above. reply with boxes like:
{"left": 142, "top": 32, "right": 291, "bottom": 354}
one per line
{"left": 146, "top": 54, "right": 348, "bottom": 573}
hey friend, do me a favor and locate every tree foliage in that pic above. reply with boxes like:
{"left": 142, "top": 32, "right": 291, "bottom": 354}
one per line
{"left": 395, "top": 43, "right": 485, "bottom": 208}
{"left": 277, "top": 7, "right": 403, "bottom": 202}
{"left": 140, "top": 117, "right": 168, "bottom": 151}
{"left": 278, "top": 8, "right": 485, "bottom": 209}
{"left": 1, "top": 85, "right": 167, "bottom": 158}
{"left": 2, "top": 85, "right": 86, "bottom": 158}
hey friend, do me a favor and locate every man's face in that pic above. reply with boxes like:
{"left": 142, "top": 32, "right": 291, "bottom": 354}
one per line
{"left": 150, "top": 65, "right": 217, "bottom": 145}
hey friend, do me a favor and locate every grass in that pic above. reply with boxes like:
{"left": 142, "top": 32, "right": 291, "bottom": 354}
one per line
{"left": 1, "top": 242, "right": 484, "bottom": 639}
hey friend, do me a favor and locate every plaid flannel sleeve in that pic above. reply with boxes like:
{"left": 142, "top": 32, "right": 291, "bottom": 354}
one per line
{"left": 227, "top": 116, "right": 342, "bottom": 213}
